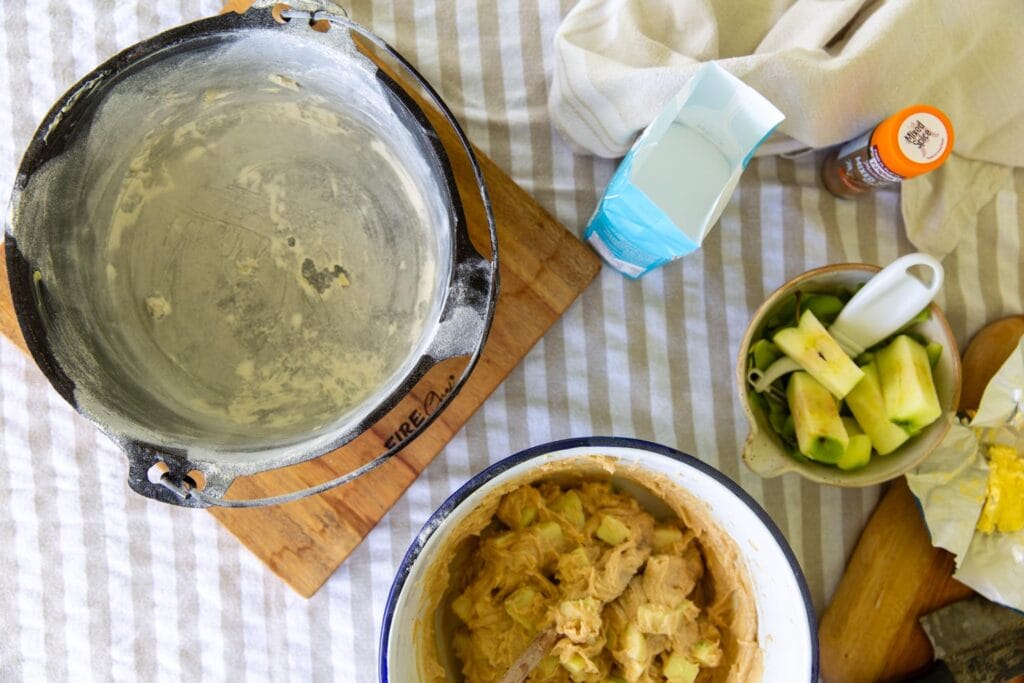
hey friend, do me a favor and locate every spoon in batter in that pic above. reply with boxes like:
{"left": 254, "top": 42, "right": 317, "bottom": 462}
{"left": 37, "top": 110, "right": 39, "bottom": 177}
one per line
{"left": 498, "top": 629, "right": 561, "bottom": 683}
{"left": 497, "top": 539, "right": 653, "bottom": 683}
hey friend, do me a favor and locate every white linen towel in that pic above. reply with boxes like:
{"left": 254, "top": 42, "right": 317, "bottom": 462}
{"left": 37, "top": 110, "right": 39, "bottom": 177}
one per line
{"left": 549, "top": 0, "right": 1024, "bottom": 257}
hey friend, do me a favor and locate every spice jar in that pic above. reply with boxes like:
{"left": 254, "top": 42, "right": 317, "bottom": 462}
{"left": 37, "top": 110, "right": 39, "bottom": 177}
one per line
{"left": 822, "top": 105, "right": 953, "bottom": 198}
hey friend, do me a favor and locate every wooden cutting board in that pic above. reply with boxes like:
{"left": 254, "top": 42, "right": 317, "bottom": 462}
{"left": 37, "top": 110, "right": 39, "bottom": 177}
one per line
{"left": 0, "top": 115, "right": 602, "bottom": 598}
{"left": 819, "top": 315, "right": 1024, "bottom": 682}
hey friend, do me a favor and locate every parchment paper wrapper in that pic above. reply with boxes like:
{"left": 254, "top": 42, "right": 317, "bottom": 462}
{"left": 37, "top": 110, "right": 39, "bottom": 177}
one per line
{"left": 906, "top": 339, "right": 1024, "bottom": 611}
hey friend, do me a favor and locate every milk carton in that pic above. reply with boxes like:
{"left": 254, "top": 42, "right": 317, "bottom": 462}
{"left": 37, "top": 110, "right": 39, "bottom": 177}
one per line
{"left": 585, "top": 63, "right": 784, "bottom": 278}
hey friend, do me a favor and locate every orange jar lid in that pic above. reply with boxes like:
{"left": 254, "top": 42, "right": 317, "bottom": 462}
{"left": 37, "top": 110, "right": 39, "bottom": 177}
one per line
{"left": 869, "top": 105, "right": 953, "bottom": 179}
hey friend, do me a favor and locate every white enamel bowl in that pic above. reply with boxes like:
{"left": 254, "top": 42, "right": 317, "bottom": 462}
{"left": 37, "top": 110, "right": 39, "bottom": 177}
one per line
{"left": 379, "top": 437, "right": 817, "bottom": 682}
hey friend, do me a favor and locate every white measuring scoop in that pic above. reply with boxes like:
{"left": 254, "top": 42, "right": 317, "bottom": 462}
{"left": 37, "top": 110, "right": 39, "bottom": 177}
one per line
{"left": 747, "top": 253, "right": 944, "bottom": 393}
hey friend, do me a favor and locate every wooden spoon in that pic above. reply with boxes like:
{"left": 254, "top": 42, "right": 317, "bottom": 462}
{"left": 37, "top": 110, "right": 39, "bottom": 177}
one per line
{"left": 497, "top": 629, "right": 560, "bottom": 683}
{"left": 958, "top": 315, "right": 1024, "bottom": 413}
{"left": 498, "top": 543, "right": 651, "bottom": 683}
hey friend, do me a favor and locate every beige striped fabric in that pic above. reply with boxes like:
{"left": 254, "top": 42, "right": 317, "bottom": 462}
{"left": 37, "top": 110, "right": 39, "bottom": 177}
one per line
{"left": 1, "top": 0, "right": 1022, "bottom": 681}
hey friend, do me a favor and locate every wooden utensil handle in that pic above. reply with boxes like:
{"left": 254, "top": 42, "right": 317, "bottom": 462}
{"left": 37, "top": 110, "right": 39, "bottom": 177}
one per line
{"left": 819, "top": 315, "right": 1024, "bottom": 682}
{"left": 499, "top": 629, "right": 559, "bottom": 683}
{"left": 818, "top": 478, "right": 973, "bottom": 682}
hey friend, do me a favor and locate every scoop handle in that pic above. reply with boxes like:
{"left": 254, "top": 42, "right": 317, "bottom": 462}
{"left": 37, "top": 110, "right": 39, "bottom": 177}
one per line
{"left": 829, "top": 253, "right": 944, "bottom": 357}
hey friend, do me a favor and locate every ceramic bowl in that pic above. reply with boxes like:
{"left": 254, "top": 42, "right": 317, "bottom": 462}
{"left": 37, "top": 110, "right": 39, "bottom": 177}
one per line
{"left": 738, "top": 263, "right": 961, "bottom": 487}
{"left": 379, "top": 437, "right": 818, "bottom": 682}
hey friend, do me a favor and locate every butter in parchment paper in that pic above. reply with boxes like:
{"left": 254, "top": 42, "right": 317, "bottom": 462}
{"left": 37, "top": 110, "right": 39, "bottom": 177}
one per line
{"left": 906, "top": 339, "right": 1024, "bottom": 611}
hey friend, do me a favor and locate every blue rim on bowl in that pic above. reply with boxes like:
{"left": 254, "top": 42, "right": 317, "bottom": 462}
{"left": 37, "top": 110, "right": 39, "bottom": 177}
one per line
{"left": 378, "top": 436, "right": 819, "bottom": 682}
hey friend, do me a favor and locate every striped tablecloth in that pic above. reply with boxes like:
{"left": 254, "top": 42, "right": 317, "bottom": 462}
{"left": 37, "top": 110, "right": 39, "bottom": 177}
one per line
{"left": 2, "top": 1, "right": 1022, "bottom": 681}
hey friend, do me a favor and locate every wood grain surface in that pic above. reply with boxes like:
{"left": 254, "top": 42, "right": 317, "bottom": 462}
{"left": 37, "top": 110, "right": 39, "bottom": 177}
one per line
{"left": 0, "top": 257, "right": 26, "bottom": 355}
{"left": 819, "top": 315, "right": 1024, "bottom": 682}
{"left": 0, "top": 44, "right": 602, "bottom": 596}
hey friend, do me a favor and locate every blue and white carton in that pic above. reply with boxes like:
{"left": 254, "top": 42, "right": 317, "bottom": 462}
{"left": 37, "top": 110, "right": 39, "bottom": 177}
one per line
{"left": 585, "top": 63, "right": 784, "bottom": 278}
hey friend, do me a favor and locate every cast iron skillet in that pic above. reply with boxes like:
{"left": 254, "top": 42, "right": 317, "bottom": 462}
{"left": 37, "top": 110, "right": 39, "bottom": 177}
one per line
{"left": 4, "top": 2, "right": 498, "bottom": 507}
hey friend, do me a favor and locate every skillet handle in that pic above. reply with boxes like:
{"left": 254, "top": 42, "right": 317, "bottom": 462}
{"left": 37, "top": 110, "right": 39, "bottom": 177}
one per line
{"left": 134, "top": 441, "right": 409, "bottom": 508}
{"left": 125, "top": 444, "right": 233, "bottom": 509}
{"left": 126, "top": 439, "right": 399, "bottom": 508}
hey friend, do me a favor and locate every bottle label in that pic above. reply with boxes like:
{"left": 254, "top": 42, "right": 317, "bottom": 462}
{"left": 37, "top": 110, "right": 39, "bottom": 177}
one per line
{"left": 834, "top": 140, "right": 901, "bottom": 190}
{"left": 863, "top": 146, "right": 903, "bottom": 184}
{"left": 897, "top": 112, "right": 950, "bottom": 164}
